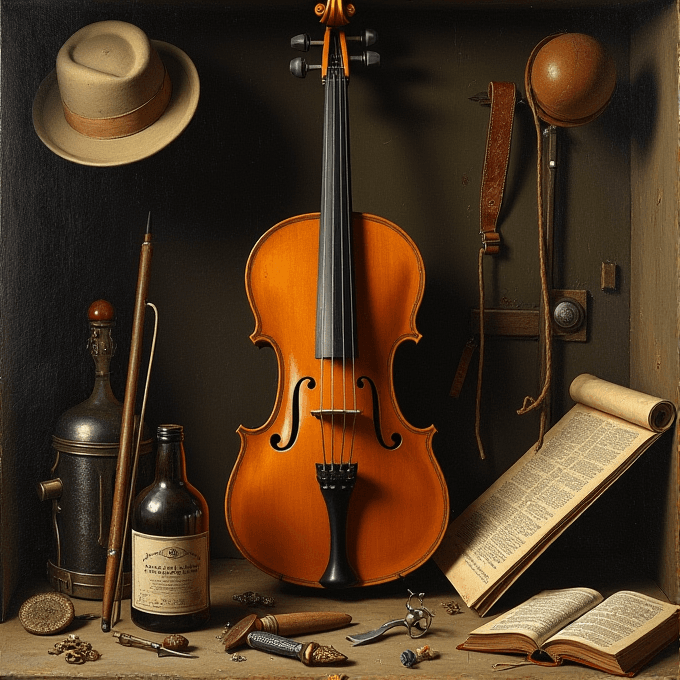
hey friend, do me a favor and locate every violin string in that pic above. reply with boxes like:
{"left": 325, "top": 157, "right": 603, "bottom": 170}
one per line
{"left": 340, "top": 54, "right": 358, "bottom": 467}
{"left": 320, "top": 50, "right": 339, "bottom": 468}
{"left": 329, "top": 56, "right": 337, "bottom": 468}
{"left": 318, "top": 36, "right": 361, "bottom": 470}
{"left": 341, "top": 42, "right": 359, "bottom": 469}
{"left": 319, "top": 244, "right": 328, "bottom": 470}
{"left": 318, "top": 61, "right": 331, "bottom": 469}
{"left": 336, "top": 42, "right": 348, "bottom": 469}
{"left": 320, "top": 195, "right": 329, "bottom": 468}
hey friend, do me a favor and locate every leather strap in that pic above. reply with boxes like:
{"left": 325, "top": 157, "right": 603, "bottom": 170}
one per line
{"left": 451, "top": 83, "right": 517, "bottom": 459}
{"left": 480, "top": 82, "right": 517, "bottom": 254}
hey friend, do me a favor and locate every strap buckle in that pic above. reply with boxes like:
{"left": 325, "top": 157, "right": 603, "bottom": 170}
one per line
{"left": 480, "top": 230, "right": 501, "bottom": 254}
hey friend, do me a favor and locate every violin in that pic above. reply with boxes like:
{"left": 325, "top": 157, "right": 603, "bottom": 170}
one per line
{"left": 225, "top": 0, "right": 449, "bottom": 588}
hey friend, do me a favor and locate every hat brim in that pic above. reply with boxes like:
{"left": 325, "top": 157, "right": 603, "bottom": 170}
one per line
{"left": 33, "top": 40, "right": 200, "bottom": 167}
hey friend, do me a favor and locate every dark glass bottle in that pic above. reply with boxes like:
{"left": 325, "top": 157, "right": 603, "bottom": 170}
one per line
{"left": 131, "top": 424, "right": 210, "bottom": 633}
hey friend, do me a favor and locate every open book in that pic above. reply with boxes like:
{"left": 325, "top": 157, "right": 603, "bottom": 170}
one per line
{"left": 434, "top": 374, "right": 676, "bottom": 616}
{"left": 457, "top": 588, "right": 679, "bottom": 676}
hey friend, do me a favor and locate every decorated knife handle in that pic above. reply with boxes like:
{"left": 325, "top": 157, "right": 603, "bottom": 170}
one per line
{"left": 247, "top": 631, "right": 304, "bottom": 660}
{"left": 247, "top": 631, "right": 347, "bottom": 666}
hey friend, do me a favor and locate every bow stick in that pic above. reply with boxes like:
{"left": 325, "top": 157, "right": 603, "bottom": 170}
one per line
{"left": 101, "top": 214, "right": 154, "bottom": 632}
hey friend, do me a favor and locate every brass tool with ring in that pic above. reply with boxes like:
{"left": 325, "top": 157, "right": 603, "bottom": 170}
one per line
{"left": 346, "top": 590, "right": 434, "bottom": 646}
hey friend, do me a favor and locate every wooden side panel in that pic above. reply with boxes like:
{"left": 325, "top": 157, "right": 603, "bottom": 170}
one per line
{"left": 630, "top": 1, "right": 680, "bottom": 603}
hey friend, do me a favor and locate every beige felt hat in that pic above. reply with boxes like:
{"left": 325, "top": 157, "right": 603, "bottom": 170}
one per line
{"left": 33, "top": 20, "right": 200, "bottom": 167}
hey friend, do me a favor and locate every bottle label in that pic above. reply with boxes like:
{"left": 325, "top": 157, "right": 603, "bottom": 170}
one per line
{"left": 132, "top": 530, "right": 209, "bottom": 615}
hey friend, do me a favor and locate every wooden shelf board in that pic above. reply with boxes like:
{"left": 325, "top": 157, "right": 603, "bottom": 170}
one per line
{"left": 0, "top": 557, "right": 677, "bottom": 679}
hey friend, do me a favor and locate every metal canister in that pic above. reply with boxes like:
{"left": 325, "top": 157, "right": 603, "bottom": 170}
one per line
{"left": 38, "top": 300, "right": 154, "bottom": 600}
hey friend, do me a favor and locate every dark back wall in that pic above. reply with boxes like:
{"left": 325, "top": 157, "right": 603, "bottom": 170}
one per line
{"left": 1, "top": 0, "right": 648, "bottom": 613}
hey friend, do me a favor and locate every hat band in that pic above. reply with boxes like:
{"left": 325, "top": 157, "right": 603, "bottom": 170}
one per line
{"left": 62, "top": 68, "right": 172, "bottom": 140}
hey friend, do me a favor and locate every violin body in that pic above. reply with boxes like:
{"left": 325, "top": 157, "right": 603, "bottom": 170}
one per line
{"left": 227, "top": 211, "right": 448, "bottom": 587}
{"left": 226, "top": 0, "right": 449, "bottom": 588}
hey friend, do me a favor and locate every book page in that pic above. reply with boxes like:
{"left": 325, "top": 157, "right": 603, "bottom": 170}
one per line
{"left": 467, "top": 588, "right": 602, "bottom": 647}
{"left": 434, "top": 376, "right": 675, "bottom": 615}
{"left": 546, "top": 591, "right": 678, "bottom": 653}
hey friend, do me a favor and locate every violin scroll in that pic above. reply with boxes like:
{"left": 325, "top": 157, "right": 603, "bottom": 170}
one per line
{"left": 289, "top": 0, "right": 378, "bottom": 79}
{"left": 315, "top": 0, "right": 355, "bottom": 27}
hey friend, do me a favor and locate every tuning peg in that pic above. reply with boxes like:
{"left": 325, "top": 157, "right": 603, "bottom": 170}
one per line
{"left": 346, "top": 29, "right": 378, "bottom": 47}
{"left": 350, "top": 50, "right": 380, "bottom": 68}
{"left": 290, "top": 57, "right": 321, "bottom": 78}
{"left": 291, "top": 33, "right": 324, "bottom": 52}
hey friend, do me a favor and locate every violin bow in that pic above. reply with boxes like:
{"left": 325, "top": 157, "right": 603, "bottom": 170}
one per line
{"left": 101, "top": 214, "right": 154, "bottom": 632}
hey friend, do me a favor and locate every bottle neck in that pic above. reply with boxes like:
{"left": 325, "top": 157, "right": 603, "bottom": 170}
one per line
{"left": 89, "top": 371, "right": 119, "bottom": 403}
{"left": 154, "top": 439, "right": 188, "bottom": 483}
{"left": 86, "top": 318, "right": 120, "bottom": 408}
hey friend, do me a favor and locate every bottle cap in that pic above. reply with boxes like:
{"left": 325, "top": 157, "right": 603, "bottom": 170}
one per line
{"left": 157, "top": 424, "right": 184, "bottom": 441}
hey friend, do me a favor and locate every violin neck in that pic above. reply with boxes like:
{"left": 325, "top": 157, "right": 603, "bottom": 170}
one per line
{"left": 315, "top": 38, "right": 357, "bottom": 361}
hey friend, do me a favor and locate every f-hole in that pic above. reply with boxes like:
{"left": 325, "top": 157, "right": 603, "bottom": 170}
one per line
{"left": 270, "top": 377, "right": 316, "bottom": 451}
{"left": 357, "top": 376, "right": 402, "bottom": 450}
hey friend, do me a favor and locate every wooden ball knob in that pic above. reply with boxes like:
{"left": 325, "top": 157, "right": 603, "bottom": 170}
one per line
{"left": 88, "top": 299, "right": 114, "bottom": 321}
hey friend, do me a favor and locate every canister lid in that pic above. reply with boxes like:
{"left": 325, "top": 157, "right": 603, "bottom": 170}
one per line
{"left": 53, "top": 399, "right": 124, "bottom": 444}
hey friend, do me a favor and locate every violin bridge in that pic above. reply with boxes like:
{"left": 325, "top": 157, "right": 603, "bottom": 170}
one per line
{"left": 311, "top": 409, "right": 362, "bottom": 419}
